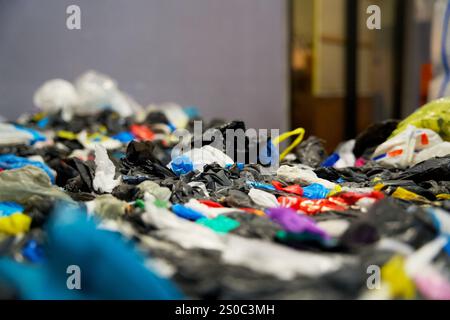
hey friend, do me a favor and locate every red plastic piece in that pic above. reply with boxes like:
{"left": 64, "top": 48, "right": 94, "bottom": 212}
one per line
{"left": 198, "top": 199, "right": 224, "bottom": 208}
{"left": 130, "top": 124, "right": 155, "bottom": 141}
{"left": 272, "top": 181, "right": 303, "bottom": 196}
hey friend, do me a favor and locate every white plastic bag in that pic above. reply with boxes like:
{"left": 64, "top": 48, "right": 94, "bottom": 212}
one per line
{"left": 372, "top": 125, "right": 448, "bottom": 168}
{"left": 277, "top": 165, "right": 336, "bottom": 189}
{"left": 248, "top": 188, "right": 279, "bottom": 208}
{"left": 168, "top": 145, "right": 234, "bottom": 173}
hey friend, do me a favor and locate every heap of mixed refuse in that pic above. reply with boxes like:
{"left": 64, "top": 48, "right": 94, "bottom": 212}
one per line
{"left": 0, "top": 70, "right": 449, "bottom": 299}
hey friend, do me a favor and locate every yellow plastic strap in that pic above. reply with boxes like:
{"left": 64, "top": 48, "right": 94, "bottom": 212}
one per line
{"left": 392, "top": 187, "right": 430, "bottom": 203}
{"left": 437, "top": 194, "right": 450, "bottom": 200}
{"left": 273, "top": 128, "right": 305, "bottom": 161}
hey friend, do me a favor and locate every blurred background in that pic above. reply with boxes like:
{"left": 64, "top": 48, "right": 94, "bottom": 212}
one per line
{"left": 0, "top": 0, "right": 440, "bottom": 150}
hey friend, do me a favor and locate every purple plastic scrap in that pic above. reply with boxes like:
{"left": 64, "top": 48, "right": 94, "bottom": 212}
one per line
{"left": 266, "top": 207, "right": 330, "bottom": 239}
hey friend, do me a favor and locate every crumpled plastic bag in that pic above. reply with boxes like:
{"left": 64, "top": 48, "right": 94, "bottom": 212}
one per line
{"left": 373, "top": 125, "right": 450, "bottom": 168}
{"left": 168, "top": 145, "right": 234, "bottom": 173}
{"left": 0, "top": 166, "right": 73, "bottom": 205}
{"left": 248, "top": 188, "right": 279, "bottom": 208}
{"left": 390, "top": 97, "right": 450, "bottom": 141}
{"left": 277, "top": 165, "right": 336, "bottom": 189}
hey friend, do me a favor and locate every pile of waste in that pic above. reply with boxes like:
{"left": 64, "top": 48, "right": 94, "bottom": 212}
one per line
{"left": 0, "top": 70, "right": 449, "bottom": 300}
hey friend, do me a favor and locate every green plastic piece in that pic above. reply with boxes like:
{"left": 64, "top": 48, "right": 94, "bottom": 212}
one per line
{"left": 196, "top": 215, "right": 240, "bottom": 234}
{"left": 134, "top": 199, "right": 145, "bottom": 209}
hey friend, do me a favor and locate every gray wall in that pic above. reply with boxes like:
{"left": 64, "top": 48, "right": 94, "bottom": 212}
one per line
{"left": 0, "top": 0, "right": 288, "bottom": 130}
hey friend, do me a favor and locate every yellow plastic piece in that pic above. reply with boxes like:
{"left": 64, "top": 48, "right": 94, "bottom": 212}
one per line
{"left": 436, "top": 194, "right": 450, "bottom": 200}
{"left": 327, "top": 185, "right": 342, "bottom": 197}
{"left": 57, "top": 130, "right": 78, "bottom": 140}
{"left": 373, "top": 183, "right": 385, "bottom": 191}
{"left": 390, "top": 97, "right": 450, "bottom": 141}
{"left": 273, "top": 128, "right": 305, "bottom": 161}
{"left": 0, "top": 213, "right": 32, "bottom": 235}
{"left": 392, "top": 187, "right": 429, "bottom": 203}
{"left": 381, "top": 255, "right": 416, "bottom": 299}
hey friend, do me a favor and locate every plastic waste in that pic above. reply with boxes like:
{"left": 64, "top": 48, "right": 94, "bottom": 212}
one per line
{"left": 302, "top": 183, "right": 330, "bottom": 199}
{"left": 0, "top": 202, "right": 24, "bottom": 217}
{"left": 22, "top": 240, "right": 45, "bottom": 263}
{"left": 277, "top": 165, "right": 336, "bottom": 189}
{"left": 112, "top": 131, "right": 135, "bottom": 143}
{"left": 171, "top": 204, "right": 205, "bottom": 221}
{"left": 247, "top": 181, "right": 276, "bottom": 191}
{"left": 275, "top": 230, "right": 336, "bottom": 249}
{"left": 14, "top": 126, "right": 46, "bottom": 145}
{"left": 136, "top": 180, "right": 172, "bottom": 201}
{"left": 170, "top": 155, "right": 194, "bottom": 176}
{"left": 184, "top": 199, "right": 240, "bottom": 219}
{"left": 92, "top": 195, "right": 129, "bottom": 219}
{"left": 168, "top": 145, "right": 234, "bottom": 173}
{"left": 317, "top": 220, "right": 350, "bottom": 238}
{"left": 405, "top": 236, "right": 448, "bottom": 277}
{"left": 0, "top": 166, "right": 72, "bottom": 205}
{"left": 197, "top": 215, "right": 240, "bottom": 234}
{"left": 381, "top": 255, "right": 416, "bottom": 299}
{"left": 0, "top": 213, "right": 31, "bottom": 235}
{"left": 413, "top": 265, "right": 450, "bottom": 300}
{"left": 222, "top": 236, "right": 348, "bottom": 280}
{"left": 333, "top": 140, "right": 356, "bottom": 168}
{"left": 92, "top": 144, "right": 120, "bottom": 193}
{"left": 353, "top": 120, "right": 400, "bottom": 158}
{"left": 3, "top": 70, "right": 450, "bottom": 300}
{"left": 272, "top": 181, "right": 303, "bottom": 195}
{"left": 295, "top": 136, "right": 328, "bottom": 168}
{"left": 0, "top": 203, "right": 183, "bottom": 299}
{"left": 130, "top": 124, "right": 155, "bottom": 141}
{"left": 266, "top": 207, "right": 328, "bottom": 237}
{"left": 278, "top": 196, "right": 347, "bottom": 215}
{"left": 0, "top": 154, "right": 55, "bottom": 183}
{"left": 373, "top": 125, "right": 450, "bottom": 168}
{"left": 391, "top": 187, "right": 431, "bottom": 203}
{"left": 390, "top": 97, "right": 450, "bottom": 141}
{"left": 248, "top": 188, "right": 279, "bottom": 208}
{"left": 0, "top": 123, "right": 35, "bottom": 146}
{"left": 75, "top": 70, "right": 140, "bottom": 118}
{"left": 272, "top": 128, "right": 305, "bottom": 161}
{"left": 33, "top": 79, "right": 79, "bottom": 121}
